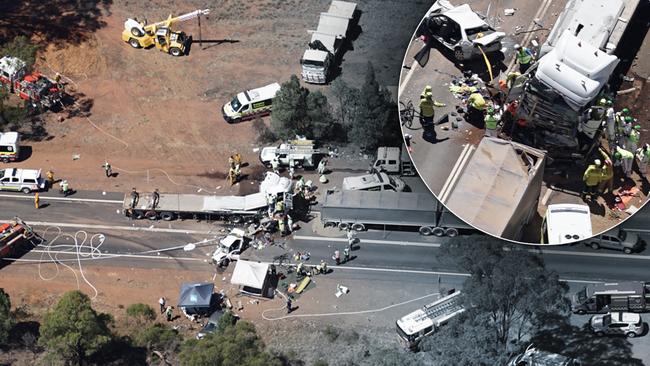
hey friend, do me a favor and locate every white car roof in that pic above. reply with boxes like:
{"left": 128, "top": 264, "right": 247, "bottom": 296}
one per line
{"left": 342, "top": 173, "right": 385, "bottom": 190}
{"left": 1, "top": 168, "right": 41, "bottom": 180}
{"left": 443, "top": 4, "right": 487, "bottom": 30}
{"left": 0, "top": 132, "right": 19, "bottom": 145}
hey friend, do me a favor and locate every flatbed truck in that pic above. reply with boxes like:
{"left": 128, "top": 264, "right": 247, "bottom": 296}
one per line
{"left": 320, "top": 190, "right": 472, "bottom": 236}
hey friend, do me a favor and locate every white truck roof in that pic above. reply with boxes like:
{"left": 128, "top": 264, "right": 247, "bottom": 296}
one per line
{"left": 536, "top": 31, "right": 619, "bottom": 110}
{"left": 0, "top": 56, "right": 26, "bottom": 75}
{"left": 396, "top": 291, "right": 465, "bottom": 336}
{"left": 545, "top": 203, "right": 592, "bottom": 244}
{"left": 239, "top": 83, "right": 281, "bottom": 104}
{"left": 315, "top": 13, "right": 351, "bottom": 38}
{"left": 302, "top": 49, "right": 329, "bottom": 63}
{"left": 0, "top": 132, "right": 19, "bottom": 145}
{"left": 327, "top": 0, "right": 357, "bottom": 19}
{"left": 310, "top": 32, "right": 338, "bottom": 53}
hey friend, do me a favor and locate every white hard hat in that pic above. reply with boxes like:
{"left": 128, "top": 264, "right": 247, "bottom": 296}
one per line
{"left": 594, "top": 159, "right": 601, "bottom": 166}
{"left": 514, "top": 44, "right": 521, "bottom": 50}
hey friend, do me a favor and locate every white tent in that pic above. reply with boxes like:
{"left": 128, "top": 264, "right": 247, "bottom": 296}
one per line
{"left": 231, "top": 260, "right": 269, "bottom": 291}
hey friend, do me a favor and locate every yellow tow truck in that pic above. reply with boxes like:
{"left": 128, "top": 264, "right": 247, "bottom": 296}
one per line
{"left": 121, "top": 9, "right": 210, "bottom": 57}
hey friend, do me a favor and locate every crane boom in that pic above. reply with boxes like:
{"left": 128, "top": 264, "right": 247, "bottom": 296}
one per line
{"left": 151, "top": 9, "right": 210, "bottom": 28}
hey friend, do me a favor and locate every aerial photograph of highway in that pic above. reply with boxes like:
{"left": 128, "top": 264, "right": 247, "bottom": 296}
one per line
{"left": 0, "top": 0, "right": 649, "bottom": 365}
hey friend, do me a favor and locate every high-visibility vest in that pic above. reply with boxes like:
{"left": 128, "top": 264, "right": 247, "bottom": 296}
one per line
{"left": 516, "top": 48, "right": 533, "bottom": 65}
{"left": 419, "top": 98, "right": 434, "bottom": 117}
{"left": 420, "top": 85, "right": 432, "bottom": 99}
{"left": 485, "top": 114, "right": 498, "bottom": 130}
{"left": 583, "top": 165, "right": 602, "bottom": 186}
{"left": 629, "top": 130, "right": 640, "bottom": 143}
{"left": 468, "top": 93, "right": 486, "bottom": 110}
{"left": 617, "top": 146, "right": 634, "bottom": 160}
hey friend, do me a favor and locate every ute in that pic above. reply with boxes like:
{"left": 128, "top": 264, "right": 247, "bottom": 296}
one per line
{"left": 211, "top": 228, "right": 248, "bottom": 267}
{"left": 121, "top": 9, "right": 210, "bottom": 57}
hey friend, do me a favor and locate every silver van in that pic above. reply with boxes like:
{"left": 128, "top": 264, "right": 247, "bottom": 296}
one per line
{"left": 584, "top": 228, "right": 642, "bottom": 254}
{"left": 342, "top": 172, "right": 406, "bottom": 192}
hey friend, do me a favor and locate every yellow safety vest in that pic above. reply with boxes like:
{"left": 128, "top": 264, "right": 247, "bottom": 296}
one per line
{"left": 419, "top": 98, "right": 434, "bottom": 117}
{"left": 516, "top": 48, "right": 533, "bottom": 65}
{"left": 485, "top": 114, "right": 498, "bottom": 130}
{"left": 617, "top": 146, "right": 634, "bottom": 159}
{"left": 583, "top": 165, "right": 602, "bottom": 186}
{"left": 468, "top": 93, "right": 486, "bottom": 110}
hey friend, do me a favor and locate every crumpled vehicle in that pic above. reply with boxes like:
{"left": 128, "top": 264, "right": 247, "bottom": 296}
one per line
{"left": 416, "top": 0, "right": 505, "bottom": 61}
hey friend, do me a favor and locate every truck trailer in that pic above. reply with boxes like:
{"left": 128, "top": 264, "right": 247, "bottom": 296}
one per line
{"left": 572, "top": 281, "right": 650, "bottom": 314}
{"left": 320, "top": 190, "right": 472, "bottom": 236}
{"left": 123, "top": 172, "right": 292, "bottom": 222}
{"left": 300, "top": 1, "right": 357, "bottom": 84}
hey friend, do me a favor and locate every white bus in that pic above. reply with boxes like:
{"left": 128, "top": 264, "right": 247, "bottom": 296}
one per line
{"left": 396, "top": 290, "right": 465, "bottom": 349}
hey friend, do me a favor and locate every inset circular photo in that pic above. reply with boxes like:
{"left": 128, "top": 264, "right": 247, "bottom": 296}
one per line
{"left": 398, "top": 0, "right": 649, "bottom": 244}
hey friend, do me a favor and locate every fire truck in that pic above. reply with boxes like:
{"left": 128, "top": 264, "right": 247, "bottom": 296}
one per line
{"left": 0, "top": 56, "right": 62, "bottom": 109}
{"left": 0, "top": 217, "right": 35, "bottom": 258}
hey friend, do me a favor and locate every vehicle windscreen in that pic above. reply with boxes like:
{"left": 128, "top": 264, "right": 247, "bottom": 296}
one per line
{"left": 466, "top": 25, "right": 492, "bottom": 39}
{"left": 230, "top": 96, "right": 242, "bottom": 112}
{"left": 301, "top": 59, "right": 325, "bottom": 68}
{"left": 395, "top": 323, "right": 414, "bottom": 343}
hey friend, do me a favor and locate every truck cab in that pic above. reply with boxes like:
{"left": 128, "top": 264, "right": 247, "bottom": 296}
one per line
{"left": 541, "top": 204, "right": 592, "bottom": 244}
{"left": 0, "top": 132, "right": 20, "bottom": 163}
{"left": 584, "top": 227, "right": 642, "bottom": 254}
{"left": 342, "top": 172, "right": 406, "bottom": 192}
{"left": 212, "top": 228, "right": 248, "bottom": 267}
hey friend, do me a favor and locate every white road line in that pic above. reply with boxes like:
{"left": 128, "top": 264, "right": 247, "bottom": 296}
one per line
{"left": 0, "top": 219, "right": 215, "bottom": 235}
{"left": 0, "top": 193, "right": 123, "bottom": 204}
{"left": 293, "top": 235, "right": 441, "bottom": 248}
{"left": 398, "top": 60, "right": 419, "bottom": 97}
{"left": 293, "top": 235, "right": 650, "bottom": 261}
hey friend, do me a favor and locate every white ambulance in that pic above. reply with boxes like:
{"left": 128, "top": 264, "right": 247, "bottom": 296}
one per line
{"left": 222, "top": 83, "right": 281, "bottom": 123}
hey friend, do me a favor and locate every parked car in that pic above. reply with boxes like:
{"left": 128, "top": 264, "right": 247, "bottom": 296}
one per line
{"left": 196, "top": 310, "right": 225, "bottom": 339}
{"left": 0, "top": 168, "right": 46, "bottom": 193}
{"left": 590, "top": 312, "right": 645, "bottom": 338}
{"left": 583, "top": 228, "right": 643, "bottom": 254}
{"left": 416, "top": 0, "right": 505, "bottom": 61}
{"left": 342, "top": 172, "right": 407, "bottom": 192}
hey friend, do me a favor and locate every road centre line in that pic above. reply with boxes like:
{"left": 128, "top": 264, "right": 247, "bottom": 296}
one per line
{"left": 0, "top": 193, "right": 123, "bottom": 204}
{"left": 293, "top": 235, "right": 650, "bottom": 261}
{"left": 0, "top": 219, "right": 215, "bottom": 235}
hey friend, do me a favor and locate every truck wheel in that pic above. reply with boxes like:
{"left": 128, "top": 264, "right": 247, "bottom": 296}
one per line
{"left": 590, "top": 242, "right": 600, "bottom": 250}
{"left": 624, "top": 248, "right": 633, "bottom": 254}
{"left": 445, "top": 228, "right": 459, "bottom": 237}
{"left": 21, "top": 187, "right": 31, "bottom": 194}
{"left": 626, "top": 332, "right": 637, "bottom": 338}
{"left": 419, "top": 226, "right": 433, "bottom": 236}
{"left": 576, "top": 309, "right": 586, "bottom": 315}
{"left": 454, "top": 48, "right": 465, "bottom": 61}
{"left": 160, "top": 212, "right": 175, "bottom": 221}
{"left": 230, "top": 215, "right": 242, "bottom": 224}
{"left": 1, "top": 157, "right": 8, "bottom": 163}
{"left": 352, "top": 223, "right": 365, "bottom": 232}
{"left": 338, "top": 222, "right": 350, "bottom": 231}
{"left": 132, "top": 210, "right": 145, "bottom": 220}
{"left": 128, "top": 38, "right": 141, "bottom": 48}
{"left": 169, "top": 47, "right": 183, "bottom": 57}
{"left": 324, "top": 221, "right": 337, "bottom": 228}
{"left": 145, "top": 210, "right": 158, "bottom": 220}
{"left": 432, "top": 227, "right": 445, "bottom": 237}
{"left": 595, "top": 331, "right": 605, "bottom": 337}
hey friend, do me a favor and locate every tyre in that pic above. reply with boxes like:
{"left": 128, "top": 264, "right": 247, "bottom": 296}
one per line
{"left": 132, "top": 210, "right": 145, "bottom": 220}
{"left": 128, "top": 38, "right": 141, "bottom": 48}
{"left": 454, "top": 48, "right": 465, "bottom": 61}
{"left": 160, "top": 212, "right": 175, "bottom": 221}
{"left": 130, "top": 27, "right": 144, "bottom": 37}
{"left": 624, "top": 248, "right": 633, "bottom": 254}
{"left": 595, "top": 331, "right": 605, "bottom": 337}
{"left": 169, "top": 47, "right": 183, "bottom": 57}
{"left": 21, "top": 187, "right": 31, "bottom": 194}
{"left": 324, "top": 221, "right": 337, "bottom": 228}
{"left": 432, "top": 227, "right": 445, "bottom": 237}
{"left": 351, "top": 223, "right": 365, "bottom": 232}
{"left": 626, "top": 332, "right": 637, "bottom": 338}
{"left": 338, "top": 222, "right": 350, "bottom": 231}
{"left": 576, "top": 309, "right": 586, "bottom": 315}
{"left": 445, "top": 228, "right": 459, "bottom": 237}
{"left": 591, "top": 242, "right": 600, "bottom": 250}
{"left": 1, "top": 157, "right": 8, "bottom": 163}
{"left": 230, "top": 215, "right": 242, "bottom": 224}
{"left": 419, "top": 226, "right": 433, "bottom": 236}
{"left": 145, "top": 210, "right": 158, "bottom": 220}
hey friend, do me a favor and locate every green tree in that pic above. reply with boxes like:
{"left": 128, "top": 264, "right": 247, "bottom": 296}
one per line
{"left": 0, "top": 289, "right": 13, "bottom": 346}
{"left": 306, "top": 90, "right": 335, "bottom": 140}
{"left": 180, "top": 320, "right": 282, "bottom": 366}
{"left": 346, "top": 62, "right": 400, "bottom": 151}
{"left": 38, "top": 290, "right": 113, "bottom": 366}
{"left": 126, "top": 303, "right": 156, "bottom": 323}
{"left": 270, "top": 75, "right": 309, "bottom": 140}
{"left": 419, "top": 236, "right": 569, "bottom": 364}
{"left": 0, "top": 35, "right": 41, "bottom": 70}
